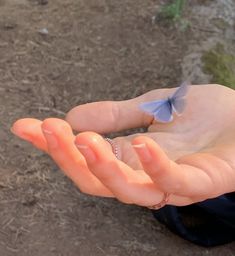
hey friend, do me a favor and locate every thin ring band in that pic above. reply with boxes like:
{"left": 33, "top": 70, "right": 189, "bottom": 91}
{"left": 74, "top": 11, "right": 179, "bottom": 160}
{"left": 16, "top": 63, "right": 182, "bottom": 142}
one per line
{"left": 147, "top": 192, "right": 170, "bottom": 210}
{"left": 104, "top": 138, "right": 121, "bottom": 160}
{"left": 105, "top": 138, "right": 169, "bottom": 209}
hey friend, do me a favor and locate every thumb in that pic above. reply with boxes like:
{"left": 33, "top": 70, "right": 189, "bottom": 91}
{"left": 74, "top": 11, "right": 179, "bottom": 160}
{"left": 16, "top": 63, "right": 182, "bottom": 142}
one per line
{"left": 66, "top": 88, "right": 170, "bottom": 134}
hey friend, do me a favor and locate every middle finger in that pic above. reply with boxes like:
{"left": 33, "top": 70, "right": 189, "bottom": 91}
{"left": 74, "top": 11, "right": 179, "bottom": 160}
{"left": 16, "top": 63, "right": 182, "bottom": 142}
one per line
{"left": 75, "top": 132, "right": 193, "bottom": 206}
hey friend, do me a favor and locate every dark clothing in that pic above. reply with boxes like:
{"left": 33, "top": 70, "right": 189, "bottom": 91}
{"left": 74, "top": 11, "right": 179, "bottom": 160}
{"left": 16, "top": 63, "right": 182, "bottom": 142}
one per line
{"left": 153, "top": 193, "right": 235, "bottom": 247}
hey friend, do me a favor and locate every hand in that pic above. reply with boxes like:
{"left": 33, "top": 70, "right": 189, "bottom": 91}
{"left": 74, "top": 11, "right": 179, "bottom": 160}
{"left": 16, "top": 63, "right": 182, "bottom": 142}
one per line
{"left": 11, "top": 84, "right": 235, "bottom": 208}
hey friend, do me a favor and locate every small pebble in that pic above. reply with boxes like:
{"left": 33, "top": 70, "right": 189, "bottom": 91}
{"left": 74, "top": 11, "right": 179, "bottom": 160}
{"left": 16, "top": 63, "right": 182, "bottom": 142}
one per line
{"left": 38, "top": 0, "right": 48, "bottom": 5}
{"left": 38, "top": 28, "right": 49, "bottom": 35}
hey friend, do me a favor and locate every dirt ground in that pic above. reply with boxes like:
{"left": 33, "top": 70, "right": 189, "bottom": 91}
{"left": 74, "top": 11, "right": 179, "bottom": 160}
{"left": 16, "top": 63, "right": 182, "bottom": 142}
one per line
{"left": 0, "top": 0, "right": 235, "bottom": 255}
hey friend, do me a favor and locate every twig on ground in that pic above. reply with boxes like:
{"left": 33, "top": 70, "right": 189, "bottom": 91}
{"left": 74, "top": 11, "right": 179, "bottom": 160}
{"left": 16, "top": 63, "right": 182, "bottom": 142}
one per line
{"left": 31, "top": 106, "right": 66, "bottom": 116}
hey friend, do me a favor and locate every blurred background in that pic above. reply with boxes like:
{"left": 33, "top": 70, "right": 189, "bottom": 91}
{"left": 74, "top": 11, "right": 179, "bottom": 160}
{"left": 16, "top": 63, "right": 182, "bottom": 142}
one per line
{"left": 0, "top": 0, "right": 234, "bottom": 255}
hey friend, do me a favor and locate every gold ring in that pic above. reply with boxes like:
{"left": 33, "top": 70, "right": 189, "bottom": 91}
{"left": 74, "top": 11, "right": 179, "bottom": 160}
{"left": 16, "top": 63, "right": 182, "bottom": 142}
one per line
{"left": 147, "top": 192, "right": 170, "bottom": 210}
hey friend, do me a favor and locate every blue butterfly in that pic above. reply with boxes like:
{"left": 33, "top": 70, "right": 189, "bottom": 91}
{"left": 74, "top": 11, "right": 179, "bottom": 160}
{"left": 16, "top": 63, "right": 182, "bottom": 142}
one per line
{"left": 139, "top": 81, "right": 189, "bottom": 123}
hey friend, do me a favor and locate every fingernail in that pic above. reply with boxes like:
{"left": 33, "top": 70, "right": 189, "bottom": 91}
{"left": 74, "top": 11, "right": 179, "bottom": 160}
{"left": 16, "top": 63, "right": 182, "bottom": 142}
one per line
{"left": 133, "top": 143, "right": 152, "bottom": 162}
{"left": 42, "top": 129, "right": 58, "bottom": 148}
{"left": 42, "top": 129, "right": 53, "bottom": 135}
{"left": 75, "top": 143, "right": 97, "bottom": 163}
{"left": 10, "top": 127, "right": 31, "bottom": 140}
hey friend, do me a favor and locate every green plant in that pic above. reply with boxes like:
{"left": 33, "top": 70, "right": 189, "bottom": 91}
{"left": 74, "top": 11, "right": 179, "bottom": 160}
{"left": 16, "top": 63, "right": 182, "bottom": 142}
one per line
{"left": 156, "top": 0, "right": 189, "bottom": 30}
{"left": 160, "top": 0, "right": 186, "bottom": 21}
{"left": 202, "top": 44, "right": 235, "bottom": 89}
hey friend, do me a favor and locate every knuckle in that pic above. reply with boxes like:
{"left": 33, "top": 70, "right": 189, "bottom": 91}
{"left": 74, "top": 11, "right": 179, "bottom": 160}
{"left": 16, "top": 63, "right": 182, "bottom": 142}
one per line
{"left": 110, "top": 102, "right": 120, "bottom": 132}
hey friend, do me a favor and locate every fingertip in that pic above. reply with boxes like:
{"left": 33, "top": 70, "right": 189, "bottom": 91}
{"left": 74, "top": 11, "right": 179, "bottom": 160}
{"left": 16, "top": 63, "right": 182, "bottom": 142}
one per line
{"left": 74, "top": 132, "right": 114, "bottom": 161}
{"left": 11, "top": 118, "right": 36, "bottom": 132}
{"left": 11, "top": 118, "right": 42, "bottom": 139}
{"left": 74, "top": 131, "right": 104, "bottom": 147}
{"left": 11, "top": 118, "right": 49, "bottom": 151}
{"left": 66, "top": 102, "right": 116, "bottom": 133}
{"left": 41, "top": 118, "right": 73, "bottom": 136}
{"left": 132, "top": 135, "right": 156, "bottom": 148}
{"left": 132, "top": 135, "right": 170, "bottom": 167}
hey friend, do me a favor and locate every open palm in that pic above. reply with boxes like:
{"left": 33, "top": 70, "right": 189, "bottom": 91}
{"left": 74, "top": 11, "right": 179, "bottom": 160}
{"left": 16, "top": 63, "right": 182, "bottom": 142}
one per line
{"left": 12, "top": 84, "right": 235, "bottom": 208}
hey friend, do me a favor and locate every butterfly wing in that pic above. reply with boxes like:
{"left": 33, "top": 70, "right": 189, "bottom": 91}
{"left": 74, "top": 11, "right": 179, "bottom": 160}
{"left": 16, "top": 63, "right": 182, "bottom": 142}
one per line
{"left": 139, "top": 99, "right": 167, "bottom": 115}
{"left": 171, "top": 97, "right": 186, "bottom": 115}
{"left": 171, "top": 81, "right": 189, "bottom": 99}
{"left": 171, "top": 81, "right": 189, "bottom": 115}
{"left": 154, "top": 100, "right": 173, "bottom": 123}
{"left": 139, "top": 81, "right": 189, "bottom": 122}
{"left": 140, "top": 99, "right": 173, "bottom": 122}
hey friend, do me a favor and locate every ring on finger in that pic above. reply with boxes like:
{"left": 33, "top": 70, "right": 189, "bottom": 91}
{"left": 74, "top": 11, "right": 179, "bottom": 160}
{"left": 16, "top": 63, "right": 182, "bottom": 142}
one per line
{"left": 104, "top": 137, "right": 121, "bottom": 160}
{"left": 147, "top": 192, "right": 170, "bottom": 210}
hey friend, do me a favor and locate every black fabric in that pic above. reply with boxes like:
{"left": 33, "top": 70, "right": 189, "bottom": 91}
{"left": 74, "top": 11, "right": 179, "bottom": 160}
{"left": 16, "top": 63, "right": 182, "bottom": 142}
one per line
{"left": 153, "top": 193, "right": 235, "bottom": 247}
